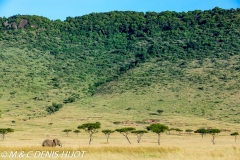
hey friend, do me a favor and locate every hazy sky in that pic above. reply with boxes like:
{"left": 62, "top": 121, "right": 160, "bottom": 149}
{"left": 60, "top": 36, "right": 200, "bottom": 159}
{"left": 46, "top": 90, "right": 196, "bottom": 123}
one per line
{"left": 0, "top": 0, "right": 239, "bottom": 20}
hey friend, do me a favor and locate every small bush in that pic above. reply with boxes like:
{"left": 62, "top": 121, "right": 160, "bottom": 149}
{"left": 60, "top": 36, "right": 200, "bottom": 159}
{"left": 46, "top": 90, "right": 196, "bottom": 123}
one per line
{"left": 157, "top": 110, "right": 164, "bottom": 114}
{"left": 10, "top": 91, "right": 16, "bottom": 95}
{"left": 46, "top": 102, "right": 63, "bottom": 114}
{"left": 113, "top": 121, "right": 121, "bottom": 125}
{"left": 63, "top": 97, "right": 75, "bottom": 103}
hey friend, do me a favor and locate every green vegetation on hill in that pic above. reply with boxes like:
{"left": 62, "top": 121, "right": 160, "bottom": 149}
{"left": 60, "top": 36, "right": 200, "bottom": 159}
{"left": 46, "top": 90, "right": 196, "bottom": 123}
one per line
{"left": 96, "top": 55, "right": 239, "bottom": 123}
{"left": 0, "top": 7, "right": 239, "bottom": 122}
{"left": 0, "top": 7, "right": 240, "bottom": 93}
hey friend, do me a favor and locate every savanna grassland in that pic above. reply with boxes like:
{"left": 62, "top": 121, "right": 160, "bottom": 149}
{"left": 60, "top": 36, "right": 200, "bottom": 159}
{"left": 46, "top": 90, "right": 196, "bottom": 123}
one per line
{"left": 0, "top": 7, "right": 240, "bottom": 159}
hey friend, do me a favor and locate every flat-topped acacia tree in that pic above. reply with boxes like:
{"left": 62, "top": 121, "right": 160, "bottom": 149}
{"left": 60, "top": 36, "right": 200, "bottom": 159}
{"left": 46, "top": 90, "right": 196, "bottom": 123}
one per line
{"left": 73, "top": 130, "right": 80, "bottom": 137}
{"left": 48, "top": 123, "right": 53, "bottom": 128}
{"left": 102, "top": 129, "right": 115, "bottom": 143}
{"left": 185, "top": 129, "right": 193, "bottom": 135}
{"left": 166, "top": 128, "right": 175, "bottom": 135}
{"left": 194, "top": 128, "right": 207, "bottom": 138}
{"left": 0, "top": 128, "right": 14, "bottom": 140}
{"left": 147, "top": 123, "right": 168, "bottom": 145}
{"left": 131, "top": 130, "right": 148, "bottom": 143}
{"left": 115, "top": 127, "right": 136, "bottom": 144}
{"left": 78, "top": 122, "right": 101, "bottom": 145}
{"left": 207, "top": 129, "right": 221, "bottom": 145}
{"left": 175, "top": 128, "right": 183, "bottom": 135}
{"left": 231, "top": 132, "right": 239, "bottom": 142}
{"left": 62, "top": 129, "right": 72, "bottom": 136}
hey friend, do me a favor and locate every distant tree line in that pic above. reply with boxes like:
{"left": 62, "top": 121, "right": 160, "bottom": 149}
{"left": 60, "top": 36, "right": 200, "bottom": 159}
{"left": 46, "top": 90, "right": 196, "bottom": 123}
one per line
{"left": 61, "top": 122, "right": 239, "bottom": 145}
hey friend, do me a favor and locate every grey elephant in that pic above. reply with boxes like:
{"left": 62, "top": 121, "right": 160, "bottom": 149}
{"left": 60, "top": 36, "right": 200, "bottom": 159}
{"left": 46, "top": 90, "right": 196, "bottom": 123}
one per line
{"left": 42, "top": 139, "right": 62, "bottom": 147}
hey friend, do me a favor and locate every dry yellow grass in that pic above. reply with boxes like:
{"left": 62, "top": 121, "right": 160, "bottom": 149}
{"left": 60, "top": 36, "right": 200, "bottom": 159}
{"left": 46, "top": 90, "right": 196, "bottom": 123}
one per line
{"left": 0, "top": 142, "right": 240, "bottom": 160}
{"left": 1, "top": 98, "right": 240, "bottom": 159}
{"left": 1, "top": 130, "right": 240, "bottom": 159}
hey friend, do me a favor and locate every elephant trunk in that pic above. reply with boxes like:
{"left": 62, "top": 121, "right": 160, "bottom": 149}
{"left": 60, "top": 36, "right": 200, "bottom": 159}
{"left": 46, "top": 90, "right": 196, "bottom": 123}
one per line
{"left": 59, "top": 141, "right": 62, "bottom": 147}
{"left": 53, "top": 139, "right": 62, "bottom": 147}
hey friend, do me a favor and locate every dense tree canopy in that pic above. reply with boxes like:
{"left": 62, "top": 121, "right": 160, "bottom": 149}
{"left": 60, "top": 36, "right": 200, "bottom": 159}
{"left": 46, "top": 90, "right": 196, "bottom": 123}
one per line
{"left": 0, "top": 7, "right": 240, "bottom": 95}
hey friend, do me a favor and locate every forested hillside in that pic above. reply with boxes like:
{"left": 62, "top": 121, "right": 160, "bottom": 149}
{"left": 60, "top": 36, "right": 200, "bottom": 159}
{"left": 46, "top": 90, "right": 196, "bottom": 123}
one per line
{"left": 0, "top": 7, "right": 239, "bottom": 94}
{"left": 0, "top": 7, "right": 239, "bottom": 121}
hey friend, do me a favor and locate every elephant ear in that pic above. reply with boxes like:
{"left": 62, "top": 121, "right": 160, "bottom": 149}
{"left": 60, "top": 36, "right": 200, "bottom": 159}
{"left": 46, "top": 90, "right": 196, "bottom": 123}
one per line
{"left": 53, "top": 139, "right": 58, "bottom": 145}
{"left": 53, "top": 139, "right": 61, "bottom": 146}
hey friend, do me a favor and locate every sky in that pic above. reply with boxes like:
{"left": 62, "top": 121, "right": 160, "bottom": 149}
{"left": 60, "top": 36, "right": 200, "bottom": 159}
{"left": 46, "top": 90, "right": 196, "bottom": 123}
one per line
{"left": 0, "top": 0, "right": 239, "bottom": 21}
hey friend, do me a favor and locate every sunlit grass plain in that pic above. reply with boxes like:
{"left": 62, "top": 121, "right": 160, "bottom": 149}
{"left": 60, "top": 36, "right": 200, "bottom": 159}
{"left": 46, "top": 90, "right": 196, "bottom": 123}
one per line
{"left": 1, "top": 132, "right": 240, "bottom": 159}
{"left": 1, "top": 103, "right": 240, "bottom": 159}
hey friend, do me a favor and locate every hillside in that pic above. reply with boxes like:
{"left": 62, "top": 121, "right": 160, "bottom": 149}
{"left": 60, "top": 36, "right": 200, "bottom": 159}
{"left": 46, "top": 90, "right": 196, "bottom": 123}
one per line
{"left": 95, "top": 56, "right": 240, "bottom": 123}
{"left": 0, "top": 7, "right": 239, "bottom": 124}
